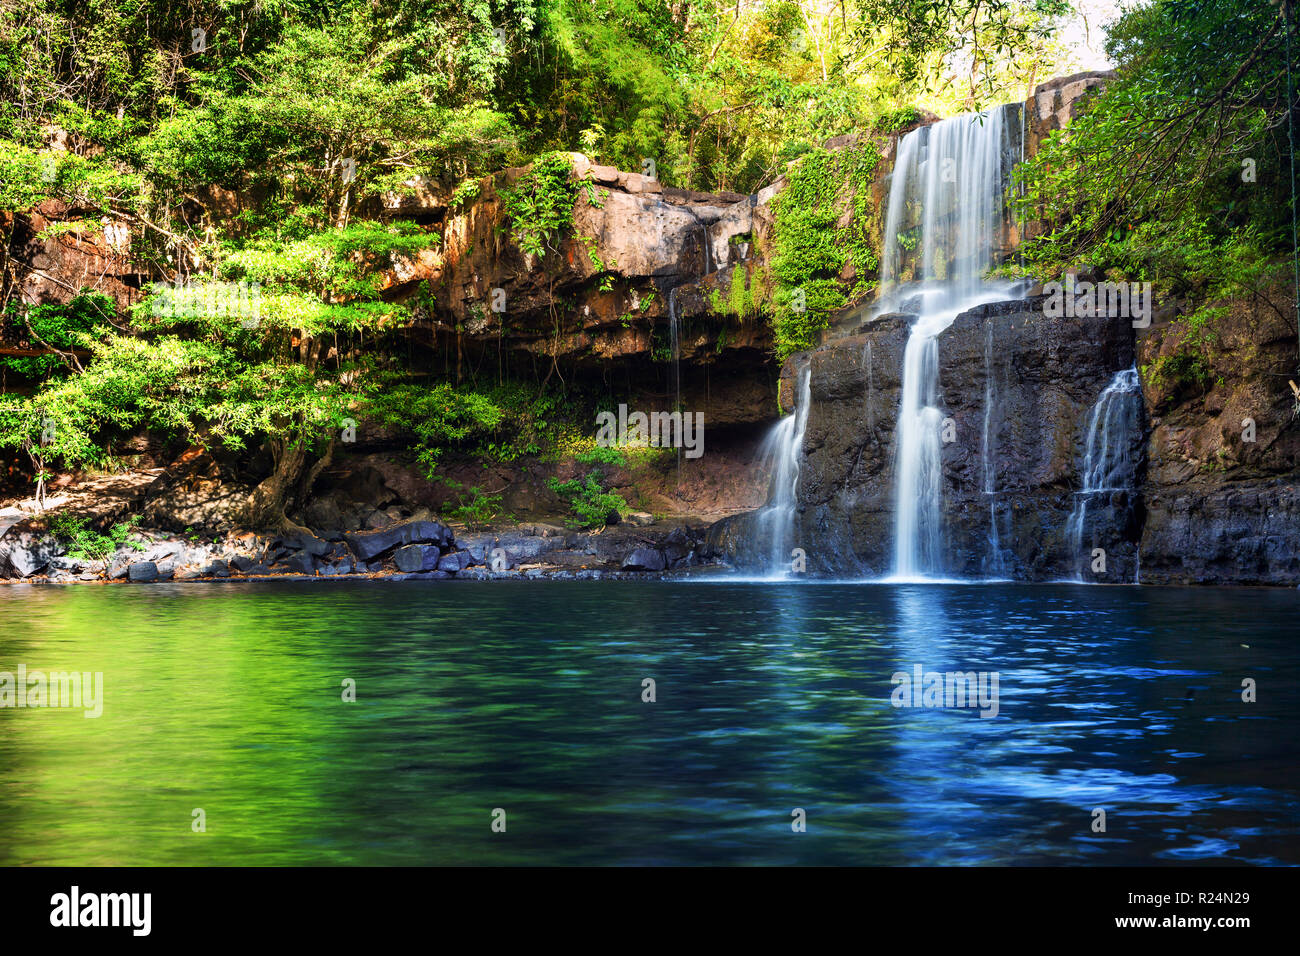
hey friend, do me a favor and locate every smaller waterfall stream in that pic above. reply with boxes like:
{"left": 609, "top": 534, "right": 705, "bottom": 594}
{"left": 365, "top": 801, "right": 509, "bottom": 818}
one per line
{"left": 667, "top": 287, "right": 682, "bottom": 490}
{"left": 1066, "top": 367, "right": 1142, "bottom": 580}
{"left": 981, "top": 321, "right": 1008, "bottom": 577}
{"left": 754, "top": 367, "right": 811, "bottom": 576}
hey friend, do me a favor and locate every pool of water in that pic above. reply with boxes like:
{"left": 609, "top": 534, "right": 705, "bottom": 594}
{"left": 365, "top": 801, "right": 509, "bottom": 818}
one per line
{"left": 0, "top": 580, "right": 1296, "bottom": 865}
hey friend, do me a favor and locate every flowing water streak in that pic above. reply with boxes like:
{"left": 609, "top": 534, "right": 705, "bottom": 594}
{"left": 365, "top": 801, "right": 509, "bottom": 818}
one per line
{"left": 981, "top": 320, "right": 1006, "bottom": 576}
{"left": 754, "top": 367, "right": 812, "bottom": 576}
{"left": 864, "top": 340, "right": 874, "bottom": 433}
{"left": 880, "top": 108, "right": 1014, "bottom": 578}
{"left": 668, "top": 286, "right": 682, "bottom": 488}
{"left": 1066, "top": 367, "right": 1142, "bottom": 580}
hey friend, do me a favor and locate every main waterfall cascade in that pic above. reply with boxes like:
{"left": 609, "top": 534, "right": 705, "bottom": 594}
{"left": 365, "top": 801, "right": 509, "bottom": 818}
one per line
{"left": 878, "top": 107, "right": 1022, "bottom": 579}
{"left": 753, "top": 366, "right": 811, "bottom": 577}
{"left": 740, "top": 101, "right": 1147, "bottom": 581}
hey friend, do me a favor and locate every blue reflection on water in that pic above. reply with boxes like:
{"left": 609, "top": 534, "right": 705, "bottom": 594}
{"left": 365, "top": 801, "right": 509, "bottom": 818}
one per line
{"left": 0, "top": 580, "right": 1296, "bottom": 865}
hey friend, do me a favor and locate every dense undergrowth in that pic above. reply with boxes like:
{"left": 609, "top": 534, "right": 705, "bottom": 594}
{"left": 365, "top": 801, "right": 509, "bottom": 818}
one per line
{"left": 0, "top": 0, "right": 1295, "bottom": 526}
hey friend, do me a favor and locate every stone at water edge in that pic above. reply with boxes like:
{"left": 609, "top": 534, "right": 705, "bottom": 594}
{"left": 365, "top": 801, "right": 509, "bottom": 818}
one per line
{"left": 344, "top": 519, "right": 454, "bottom": 561}
{"left": 393, "top": 544, "right": 442, "bottom": 573}
{"left": 437, "top": 550, "right": 474, "bottom": 573}
{"left": 127, "top": 562, "right": 159, "bottom": 582}
{"left": 622, "top": 547, "right": 667, "bottom": 571}
{"left": 279, "top": 551, "right": 317, "bottom": 574}
{"left": 274, "top": 529, "right": 331, "bottom": 557}
{"left": 0, "top": 533, "right": 60, "bottom": 578}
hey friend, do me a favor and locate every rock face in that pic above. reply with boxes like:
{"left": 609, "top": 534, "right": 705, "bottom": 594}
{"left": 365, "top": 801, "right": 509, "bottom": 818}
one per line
{"left": 709, "top": 297, "right": 1143, "bottom": 580}
{"left": 710, "top": 284, "right": 1300, "bottom": 586}
{"left": 1135, "top": 291, "right": 1300, "bottom": 585}
{"left": 421, "top": 154, "right": 775, "bottom": 408}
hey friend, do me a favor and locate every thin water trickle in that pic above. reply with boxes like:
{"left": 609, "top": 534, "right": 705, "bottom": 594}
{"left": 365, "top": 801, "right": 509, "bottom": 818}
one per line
{"left": 753, "top": 367, "right": 811, "bottom": 576}
{"left": 668, "top": 287, "right": 681, "bottom": 489}
{"left": 981, "top": 320, "right": 1006, "bottom": 576}
{"left": 1066, "top": 367, "right": 1143, "bottom": 580}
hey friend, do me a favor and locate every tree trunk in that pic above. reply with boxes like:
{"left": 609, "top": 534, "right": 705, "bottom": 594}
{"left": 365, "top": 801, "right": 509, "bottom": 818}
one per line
{"left": 237, "top": 437, "right": 310, "bottom": 531}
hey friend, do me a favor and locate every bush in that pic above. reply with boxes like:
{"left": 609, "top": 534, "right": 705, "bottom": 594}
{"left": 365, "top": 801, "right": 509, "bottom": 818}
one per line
{"left": 547, "top": 471, "right": 626, "bottom": 529}
{"left": 439, "top": 479, "right": 507, "bottom": 529}
{"left": 48, "top": 513, "right": 143, "bottom": 561}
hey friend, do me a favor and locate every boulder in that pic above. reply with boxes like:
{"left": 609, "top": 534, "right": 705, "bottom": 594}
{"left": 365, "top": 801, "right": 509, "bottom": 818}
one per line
{"left": 393, "top": 544, "right": 442, "bottom": 572}
{"left": 0, "top": 532, "right": 59, "bottom": 578}
{"left": 274, "top": 530, "right": 331, "bottom": 557}
{"left": 279, "top": 551, "right": 317, "bottom": 574}
{"left": 437, "top": 550, "right": 474, "bottom": 573}
{"left": 622, "top": 547, "right": 667, "bottom": 571}
{"left": 344, "top": 519, "right": 454, "bottom": 560}
{"left": 319, "top": 557, "right": 356, "bottom": 576}
{"left": 201, "top": 559, "right": 230, "bottom": 578}
{"left": 127, "top": 561, "right": 159, "bottom": 582}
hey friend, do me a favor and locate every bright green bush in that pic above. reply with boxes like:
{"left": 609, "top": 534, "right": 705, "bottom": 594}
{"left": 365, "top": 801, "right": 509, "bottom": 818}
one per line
{"left": 547, "top": 471, "right": 626, "bottom": 529}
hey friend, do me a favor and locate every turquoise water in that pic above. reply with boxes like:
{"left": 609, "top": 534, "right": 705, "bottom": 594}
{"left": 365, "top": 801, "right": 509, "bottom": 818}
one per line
{"left": 0, "top": 580, "right": 1296, "bottom": 865}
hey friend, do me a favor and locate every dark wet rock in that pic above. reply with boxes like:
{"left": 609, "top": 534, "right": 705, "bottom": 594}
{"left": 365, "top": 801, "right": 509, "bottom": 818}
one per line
{"left": 274, "top": 530, "right": 331, "bottom": 557}
{"left": 1140, "top": 481, "right": 1300, "bottom": 585}
{"left": 457, "top": 530, "right": 569, "bottom": 565}
{"left": 128, "top": 561, "right": 159, "bottom": 582}
{"left": 713, "top": 301, "right": 1140, "bottom": 579}
{"left": 344, "top": 519, "right": 453, "bottom": 561}
{"left": 319, "top": 557, "right": 356, "bottom": 576}
{"left": 662, "top": 527, "right": 693, "bottom": 567}
{"left": 393, "top": 544, "right": 442, "bottom": 572}
{"left": 622, "top": 547, "right": 667, "bottom": 571}
{"left": 279, "top": 551, "right": 317, "bottom": 574}
{"left": 437, "top": 550, "right": 473, "bottom": 573}
{"left": 230, "top": 555, "right": 258, "bottom": 574}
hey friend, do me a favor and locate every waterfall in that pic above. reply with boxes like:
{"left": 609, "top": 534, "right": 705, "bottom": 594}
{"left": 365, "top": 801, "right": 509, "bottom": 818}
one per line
{"left": 1066, "top": 367, "right": 1142, "bottom": 580}
{"left": 754, "top": 367, "right": 812, "bottom": 576}
{"left": 864, "top": 340, "right": 874, "bottom": 433}
{"left": 879, "top": 107, "right": 1020, "bottom": 579}
{"left": 981, "top": 321, "right": 1007, "bottom": 577}
{"left": 668, "top": 287, "right": 682, "bottom": 489}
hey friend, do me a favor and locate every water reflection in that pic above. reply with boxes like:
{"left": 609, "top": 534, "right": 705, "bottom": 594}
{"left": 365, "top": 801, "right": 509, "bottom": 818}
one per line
{"left": 0, "top": 581, "right": 1295, "bottom": 865}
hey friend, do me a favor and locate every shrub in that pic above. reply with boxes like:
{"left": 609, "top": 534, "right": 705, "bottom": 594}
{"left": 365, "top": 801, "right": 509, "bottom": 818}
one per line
{"left": 547, "top": 471, "right": 626, "bottom": 529}
{"left": 48, "top": 513, "right": 144, "bottom": 561}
